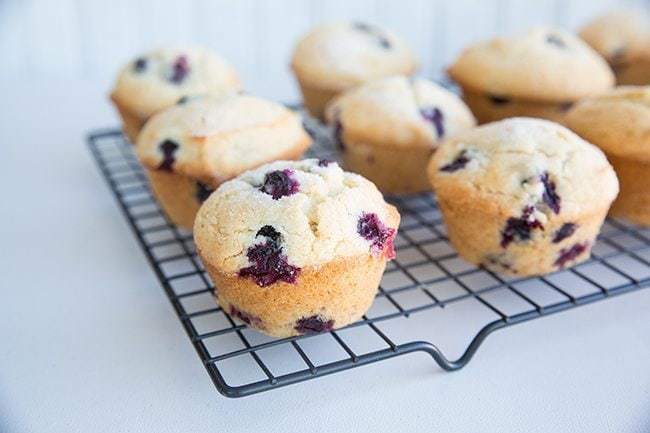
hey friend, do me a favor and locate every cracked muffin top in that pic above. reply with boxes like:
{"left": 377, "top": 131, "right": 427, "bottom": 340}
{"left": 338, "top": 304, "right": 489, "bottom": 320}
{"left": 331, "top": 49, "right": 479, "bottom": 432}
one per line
{"left": 324, "top": 76, "right": 476, "bottom": 148}
{"left": 136, "top": 94, "right": 311, "bottom": 183}
{"left": 194, "top": 159, "right": 400, "bottom": 283}
{"left": 429, "top": 118, "right": 619, "bottom": 220}
{"left": 565, "top": 86, "right": 650, "bottom": 161}
{"left": 111, "top": 46, "right": 241, "bottom": 118}
{"left": 448, "top": 28, "right": 614, "bottom": 101}
{"left": 291, "top": 22, "right": 417, "bottom": 90}
{"left": 579, "top": 11, "right": 650, "bottom": 65}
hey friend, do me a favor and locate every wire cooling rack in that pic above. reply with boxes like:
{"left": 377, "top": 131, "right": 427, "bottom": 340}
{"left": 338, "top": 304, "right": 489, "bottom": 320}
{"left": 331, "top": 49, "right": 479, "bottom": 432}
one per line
{"left": 88, "top": 117, "right": 650, "bottom": 398}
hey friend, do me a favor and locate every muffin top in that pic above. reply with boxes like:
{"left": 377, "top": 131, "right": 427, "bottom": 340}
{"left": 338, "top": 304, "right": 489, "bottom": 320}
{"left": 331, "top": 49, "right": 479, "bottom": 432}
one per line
{"left": 194, "top": 159, "right": 400, "bottom": 286}
{"left": 565, "top": 86, "right": 650, "bottom": 161}
{"left": 448, "top": 28, "right": 614, "bottom": 101}
{"left": 324, "top": 76, "right": 476, "bottom": 148}
{"left": 429, "top": 118, "right": 619, "bottom": 222}
{"left": 579, "top": 11, "right": 650, "bottom": 64}
{"left": 111, "top": 46, "right": 241, "bottom": 118}
{"left": 136, "top": 95, "right": 310, "bottom": 183}
{"left": 291, "top": 22, "right": 417, "bottom": 91}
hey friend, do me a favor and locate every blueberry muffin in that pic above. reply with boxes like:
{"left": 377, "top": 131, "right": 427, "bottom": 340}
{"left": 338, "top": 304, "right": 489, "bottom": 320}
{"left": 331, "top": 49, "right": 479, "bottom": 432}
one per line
{"left": 428, "top": 118, "right": 618, "bottom": 276}
{"left": 448, "top": 28, "right": 615, "bottom": 124}
{"left": 291, "top": 22, "right": 418, "bottom": 120}
{"left": 111, "top": 46, "right": 241, "bottom": 143}
{"left": 580, "top": 11, "right": 650, "bottom": 85}
{"left": 566, "top": 86, "right": 650, "bottom": 225}
{"left": 136, "top": 95, "right": 311, "bottom": 230}
{"left": 324, "top": 76, "right": 476, "bottom": 194}
{"left": 194, "top": 159, "right": 400, "bottom": 338}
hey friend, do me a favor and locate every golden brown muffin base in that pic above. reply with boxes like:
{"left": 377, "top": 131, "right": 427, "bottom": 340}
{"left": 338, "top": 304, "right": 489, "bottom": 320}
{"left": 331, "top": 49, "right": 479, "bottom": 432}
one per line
{"left": 204, "top": 253, "right": 387, "bottom": 338}
{"left": 608, "top": 154, "right": 650, "bottom": 226}
{"left": 342, "top": 140, "right": 434, "bottom": 195}
{"left": 296, "top": 78, "right": 342, "bottom": 121}
{"left": 146, "top": 169, "right": 211, "bottom": 230}
{"left": 111, "top": 95, "right": 147, "bottom": 144}
{"left": 435, "top": 195, "right": 610, "bottom": 276}
{"left": 614, "top": 59, "right": 650, "bottom": 85}
{"left": 461, "top": 90, "right": 573, "bottom": 124}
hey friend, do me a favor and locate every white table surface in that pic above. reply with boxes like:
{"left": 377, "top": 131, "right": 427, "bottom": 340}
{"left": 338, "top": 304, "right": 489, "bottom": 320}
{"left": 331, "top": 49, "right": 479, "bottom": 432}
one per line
{"left": 2, "top": 79, "right": 650, "bottom": 433}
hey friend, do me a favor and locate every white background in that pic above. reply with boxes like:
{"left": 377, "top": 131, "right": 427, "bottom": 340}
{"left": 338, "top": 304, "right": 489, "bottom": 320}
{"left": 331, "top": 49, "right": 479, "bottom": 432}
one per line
{"left": 2, "top": 1, "right": 650, "bottom": 433}
{"left": 2, "top": 0, "right": 650, "bottom": 101}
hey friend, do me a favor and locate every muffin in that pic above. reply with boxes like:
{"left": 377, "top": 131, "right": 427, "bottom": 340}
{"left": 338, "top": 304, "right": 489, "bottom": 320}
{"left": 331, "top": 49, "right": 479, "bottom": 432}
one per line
{"left": 324, "top": 76, "right": 476, "bottom": 194}
{"left": 428, "top": 118, "right": 618, "bottom": 276}
{"left": 580, "top": 11, "right": 650, "bottom": 85}
{"left": 111, "top": 46, "right": 241, "bottom": 143}
{"left": 291, "top": 22, "right": 418, "bottom": 120}
{"left": 136, "top": 95, "right": 311, "bottom": 230}
{"left": 194, "top": 159, "right": 400, "bottom": 338}
{"left": 566, "top": 86, "right": 650, "bottom": 225}
{"left": 448, "top": 28, "right": 615, "bottom": 124}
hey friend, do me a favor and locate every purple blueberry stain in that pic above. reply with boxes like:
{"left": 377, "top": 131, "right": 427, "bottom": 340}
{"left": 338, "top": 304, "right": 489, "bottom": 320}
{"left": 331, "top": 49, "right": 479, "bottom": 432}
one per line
{"left": 488, "top": 94, "right": 510, "bottom": 105}
{"left": 317, "top": 159, "right": 333, "bottom": 167}
{"left": 294, "top": 315, "right": 335, "bottom": 334}
{"left": 546, "top": 34, "right": 566, "bottom": 48}
{"left": 239, "top": 225, "right": 300, "bottom": 287}
{"left": 501, "top": 205, "right": 544, "bottom": 248}
{"left": 540, "top": 172, "right": 561, "bottom": 214}
{"left": 260, "top": 169, "right": 300, "bottom": 200}
{"left": 553, "top": 223, "right": 577, "bottom": 243}
{"left": 195, "top": 181, "right": 213, "bottom": 203}
{"left": 420, "top": 107, "right": 445, "bottom": 138}
{"left": 440, "top": 150, "right": 470, "bottom": 172}
{"left": 157, "top": 139, "right": 179, "bottom": 171}
{"left": 357, "top": 212, "right": 396, "bottom": 259}
{"left": 229, "top": 305, "right": 263, "bottom": 328}
{"left": 170, "top": 55, "right": 190, "bottom": 84}
{"left": 133, "top": 57, "right": 147, "bottom": 73}
{"left": 555, "top": 242, "right": 589, "bottom": 268}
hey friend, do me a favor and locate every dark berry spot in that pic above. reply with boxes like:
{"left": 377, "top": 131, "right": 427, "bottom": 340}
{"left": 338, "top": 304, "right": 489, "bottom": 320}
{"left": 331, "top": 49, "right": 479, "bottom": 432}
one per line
{"left": 483, "top": 253, "right": 515, "bottom": 274}
{"left": 333, "top": 116, "right": 345, "bottom": 152}
{"left": 260, "top": 169, "right": 300, "bottom": 200}
{"left": 239, "top": 229, "right": 300, "bottom": 287}
{"left": 256, "top": 225, "right": 282, "bottom": 246}
{"left": 440, "top": 150, "right": 470, "bottom": 172}
{"left": 553, "top": 223, "right": 577, "bottom": 243}
{"left": 540, "top": 172, "right": 561, "bottom": 214}
{"left": 546, "top": 34, "right": 566, "bottom": 48}
{"left": 357, "top": 212, "right": 396, "bottom": 259}
{"left": 558, "top": 101, "right": 574, "bottom": 112}
{"left": 177, "top": 95, "right": 189, "bottom": 105}
{"left": 501, "top": 205, "right": 544, "bottom": 248}
{"left": 229, "top": 305, "right": 263, "bottom": 328}
{"left": 294, "top": 315, "right": 335, "bottom": 334}
{"left": 157, "top": 139, "right": 179, "bottom": 171}
{"left": 195, "top": 181, "right": 213, "bottom": 203}
{"left": 488, "top": 94, "right": 511, "bottom": 105}
{"left": 170, "top": 55, "right": 190, "bottom": 84}
{"left": 351, "top": 22, "right": 391, "bottom": 49}
{"left": 317, "top": 159, "right": 333, "bottom": 167}
{"left": 420, "top": 107, "right": 445, "bottom": 138}
{"left": 133, "top": 57, "right": 147, "bottom": 73}
{"left": 555, "top": 242, "right": 589, "bottom": 268}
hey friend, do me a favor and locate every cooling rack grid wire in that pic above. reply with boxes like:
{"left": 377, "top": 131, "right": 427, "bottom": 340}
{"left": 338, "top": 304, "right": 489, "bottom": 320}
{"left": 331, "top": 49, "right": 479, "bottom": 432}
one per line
{"left": 88, "top": 118, "right": 650, "bottom": 398}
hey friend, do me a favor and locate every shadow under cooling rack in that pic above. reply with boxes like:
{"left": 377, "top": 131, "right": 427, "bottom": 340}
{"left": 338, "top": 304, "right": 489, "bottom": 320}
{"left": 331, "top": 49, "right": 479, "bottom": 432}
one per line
{"left": 88, "top": 122, "right": 650, "bottom": 398}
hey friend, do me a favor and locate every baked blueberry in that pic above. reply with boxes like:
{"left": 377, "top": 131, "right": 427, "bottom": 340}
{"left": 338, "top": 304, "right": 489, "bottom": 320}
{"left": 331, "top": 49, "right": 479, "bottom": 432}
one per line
{"left": 546, "top": 34, "right": 566, "bottom": 48}
{"left": 133, "top": 57, "right": 147, "bottom": 73}
{"left": 540, "top": 172, "right": 561, "bottom": 214}
{"left": 294, "top": 315, "right": 335, "bottom": 334}
{"left": 170, "top": 55, "right": 190, "bottom": 84}
{"left": 260, "top": 169, "right": 300, "bottom": 199}
{"left": 238, "top": 229, "right": 300, "bottom": 287}
{"left": 501, "top": 206, "right": 544, "bottom": 248}
{"left": 229, "top": 305, "right": 263, "bottom": 327}
{"left": 157, "top": 139, "right": 179, "bottom": 171}
{"left": 420, "top": 107, "right": 445, "bottom": 138}
{"left": 440, "top": 150, "right": 470, "bottom": 172}
{"left": 555, "top": 242, "right": 588, "bottom": 268}
{"left": 553, "top": 223, "right": 577, "bottom": 243}
{"left": 195, "top": 181, "right": 213, "bottom": 203}
{"left": 357, "top": 212, "right": 396, "bottom": 258}
{"left": 488, "top": 94, "right": 511, "bottom": 105}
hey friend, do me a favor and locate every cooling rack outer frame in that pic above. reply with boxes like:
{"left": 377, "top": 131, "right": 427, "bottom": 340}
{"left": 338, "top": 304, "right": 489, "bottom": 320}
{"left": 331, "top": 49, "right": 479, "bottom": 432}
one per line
{"left": 87, "top": 127, "right": 650, "bottom": 398}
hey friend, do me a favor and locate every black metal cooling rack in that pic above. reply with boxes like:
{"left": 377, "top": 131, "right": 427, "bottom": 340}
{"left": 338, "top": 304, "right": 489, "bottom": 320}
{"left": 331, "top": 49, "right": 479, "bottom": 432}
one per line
{"left": 88, "top": 119, "right": 650, "bottom": 398}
